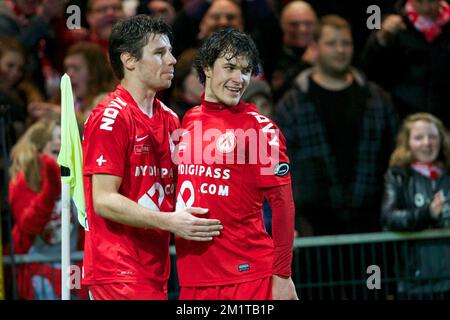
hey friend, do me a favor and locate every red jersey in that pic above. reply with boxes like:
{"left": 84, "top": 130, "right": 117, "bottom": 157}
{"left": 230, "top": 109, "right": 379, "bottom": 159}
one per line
{"left": 174, "top": 97, "right": 291, "bottom": 287}
{"left": 82, "top": 85, "right": 179, "bottom": 287}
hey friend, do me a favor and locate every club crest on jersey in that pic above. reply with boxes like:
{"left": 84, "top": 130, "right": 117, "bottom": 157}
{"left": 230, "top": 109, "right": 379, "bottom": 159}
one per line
{"left": 216, "top": 131, "right": 236, "bottom": 154}
{"left": 274, "top": 162, "right": 289, "bottom": 176}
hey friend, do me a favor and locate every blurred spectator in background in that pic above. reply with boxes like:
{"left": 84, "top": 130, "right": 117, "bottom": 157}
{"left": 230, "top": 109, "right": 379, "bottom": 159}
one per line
{"left": 381, "top": 112, "right": 450, "bottom": 299}
{"left": 197, "top": 0, "right": 244, "bottom": 41}
{"left": 242, "top": 78, "right": 273, "bottom": 117}
{"left": 137, "top": 0, "right": 176, "bottom": 25}
{"left": 274, "top": 15, "right": 399, "bottom": 236}
{"left": 86, "top": 0, "right": 125, "bottom": 54}
{"left": 171, "top": 0, "right": 209, "bottom": 57}
{"left": 361, "top": 0, "right": 450, "bottom": 128}
{"left": 7, "top": 119, "right": 85, "bottom": 299}
{"left": 172, "top": 0, "right": 280, "bottom": 79}
{"left": 62, "top": 41, "right": 116, "bottom": 123}
{"left": 171, "top": 0, "right": 241, "bottom": 57}
{"left": 271, "top": 0, "right": 318, "bottom": 102}
{"left": 29, "top": 42, "right": 116, "bottom": 126}
{"left": 169, "top": 48, "right": 203, "bottom": 118}
{"left": 0, "top": 37, "right": 44, "bottom": 133}
{"left": 123, "top": 0, "right": 140, "bottom": 16}
{"left": 0, "top": 0, "right": 71, "bottom": 97}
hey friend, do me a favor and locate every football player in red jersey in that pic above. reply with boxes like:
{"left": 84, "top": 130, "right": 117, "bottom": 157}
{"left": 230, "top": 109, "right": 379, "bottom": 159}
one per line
{"left": 81, "top": 15, "right": 223, "bottom": 300}
{"left": 174, "top": 28, "right": 298, "bottom": 300}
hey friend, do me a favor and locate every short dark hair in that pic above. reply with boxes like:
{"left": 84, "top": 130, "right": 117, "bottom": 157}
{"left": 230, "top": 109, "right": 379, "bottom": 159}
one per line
{"left": 314, "top": 15, "right": 352, "bottom": 41}
{"left": 194, "top": 28, "right": 261, "bottom": 85}
{"left": 109, "top": 14, "right": 173, "bottom": 79}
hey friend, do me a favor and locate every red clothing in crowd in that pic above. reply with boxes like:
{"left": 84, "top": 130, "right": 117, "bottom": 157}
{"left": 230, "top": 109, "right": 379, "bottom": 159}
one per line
{"left": 8, "top": 154, "right": 85, "bottom": 299}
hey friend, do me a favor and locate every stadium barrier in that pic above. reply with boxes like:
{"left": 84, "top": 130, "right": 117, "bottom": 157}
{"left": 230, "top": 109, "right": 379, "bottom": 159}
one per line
{"left": 3, "top": 229, "right": 450, "bottom": 300}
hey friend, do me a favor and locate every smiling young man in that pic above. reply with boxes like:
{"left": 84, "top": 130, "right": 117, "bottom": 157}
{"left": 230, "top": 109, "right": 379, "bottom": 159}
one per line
{"left": 82, "top": 15, "right": 222, "bottom": 300}
{"left": 174, "top": 28, "right": 298, "bottom": 300}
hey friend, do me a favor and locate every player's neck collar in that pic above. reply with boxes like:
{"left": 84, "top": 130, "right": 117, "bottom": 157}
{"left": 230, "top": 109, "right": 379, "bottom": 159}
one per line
{"left": 116, "top": 84, "right": 160, "bottom": 113}
{"left": 201, "top": 93, "right": 244, "bottom": 112}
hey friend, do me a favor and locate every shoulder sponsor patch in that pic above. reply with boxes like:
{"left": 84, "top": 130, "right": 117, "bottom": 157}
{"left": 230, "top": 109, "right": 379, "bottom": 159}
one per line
{"left": 274, "top": 162, "right": 290, "bottom": 176}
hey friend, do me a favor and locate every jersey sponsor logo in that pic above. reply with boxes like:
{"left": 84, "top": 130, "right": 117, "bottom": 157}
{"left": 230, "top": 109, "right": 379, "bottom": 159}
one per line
{"left": 134, "top": 166, "right": 174, "bottom": 178}
{"left": 216, "top": 131, "right": 236, "bottom": 153}
{"left": 119, "top": 271, "right": 134, "bottom": 275}
{"left": 100, "top": 97, "right": 127, "bottom": 131}
{"left": 238, "top": 263, "right": 250, "bottom": 272}
{"left": 176, "top": 180, "right": 230, "bottom": 211}
{"left": 134, "top": 144, "right": 151, "bottom": 154}
{"left": 176, "top": 180, "right": 195, "bottom": 210}
{"left": 178, "top": 164, "right": 231, "bottom": 180}
{"left": 176, "top": 180, "right": 229, "bottom": 211}
{"left": 96, "top": 155, "right": 107, "bottom": 166}
{"left": 247, "top": 112, "right": 280, "bottom": 147}
{"left": 274, "top": 162, "right": 289, "bottom": 177}
{"left": 200, "top": 183, "right": 229, "bottom": 196}
{"left": 135, "top": 134, "right": 148, "bottom": 142}
{"left": 138, "top": 182, "right": 165, "bottom": 211}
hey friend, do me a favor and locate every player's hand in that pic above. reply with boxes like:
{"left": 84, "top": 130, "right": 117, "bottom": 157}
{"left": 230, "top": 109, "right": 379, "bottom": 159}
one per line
{"left": 272, "top": 275, "right": 298, "bottom": 300}
{"left": 167, "top": 207, "right": 223, "bottom": 241}
{"left": 376, "top": 14, "right": 406, "bottom": 46}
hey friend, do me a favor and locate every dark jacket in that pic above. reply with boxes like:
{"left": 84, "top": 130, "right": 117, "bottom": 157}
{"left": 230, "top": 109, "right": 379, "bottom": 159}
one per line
{"left": 274, "top": 67, "right": 399, "bottom": 235}
{"left": 381, "top": 167, "right": 450, "bottom": 231}
{"left": 360, "top": 12, "right": 450, "bottom": 127}
{"left": 381, "top": 166, "right": 450, "bottom": 296}
{"left": 271, "top": 45, "right": 311, "bottom": 103}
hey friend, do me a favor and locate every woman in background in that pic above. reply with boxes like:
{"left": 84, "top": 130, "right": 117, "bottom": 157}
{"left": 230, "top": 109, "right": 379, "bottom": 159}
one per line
{"left": 0, "top": 37, "right": 44, "bottom": 134}
{"left": 382, "top": 112, "right": 450, "bottom": 299}
{"left": 8, "top": 119, "right": 84, "bottom": 299}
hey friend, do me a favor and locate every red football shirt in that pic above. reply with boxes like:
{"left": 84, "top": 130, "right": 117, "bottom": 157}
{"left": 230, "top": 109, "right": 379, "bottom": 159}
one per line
{"left": 82, "top": 85, "right": 179, "bottom": 287}
{"left": 174, "top": 97, "right": 291, "bottom": 287}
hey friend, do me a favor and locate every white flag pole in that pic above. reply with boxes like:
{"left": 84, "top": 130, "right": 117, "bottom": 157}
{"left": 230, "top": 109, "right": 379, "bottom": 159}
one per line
{"left": 61, "top": 168, "right": 71, "bottom": 300}
{"left": 58, "top": 74, "right": 84, "bottom": 300}
{"left": 59, "top": 74, "right": 72, "bottom": 300}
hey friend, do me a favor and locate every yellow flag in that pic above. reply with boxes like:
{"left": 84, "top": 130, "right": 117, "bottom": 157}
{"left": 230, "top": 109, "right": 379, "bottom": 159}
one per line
{"left": 57, "top": 74, "right": 86, "bottom": 228}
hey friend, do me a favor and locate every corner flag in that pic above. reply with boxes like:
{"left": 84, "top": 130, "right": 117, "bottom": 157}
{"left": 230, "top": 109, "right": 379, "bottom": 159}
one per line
{"left": 57, "top": 74, "right": 86, "bottom": 229}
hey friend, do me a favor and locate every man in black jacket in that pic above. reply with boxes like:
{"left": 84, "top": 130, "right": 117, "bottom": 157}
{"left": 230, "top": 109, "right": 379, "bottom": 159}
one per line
{"left": 275, "top": 15, "right": 399, "bottom": 236}
{"left": 360, "top": 0, "right": 450, "bottom": 127}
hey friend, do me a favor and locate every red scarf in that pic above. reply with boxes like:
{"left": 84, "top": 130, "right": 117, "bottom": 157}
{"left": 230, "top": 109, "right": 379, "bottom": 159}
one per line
{"left": 405, "top": 0, "right": 450, "bottom": 42}
{"left": 411, "top": 161, "right": 442, "bottom": 180}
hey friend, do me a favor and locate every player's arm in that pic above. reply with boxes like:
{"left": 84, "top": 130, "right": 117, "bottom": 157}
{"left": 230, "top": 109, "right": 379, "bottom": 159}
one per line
{"left": 263, "top": 184, "right": 298, "bottom": 300}
{"left": 92, "top": 174, "right": 223, "bottom": 241}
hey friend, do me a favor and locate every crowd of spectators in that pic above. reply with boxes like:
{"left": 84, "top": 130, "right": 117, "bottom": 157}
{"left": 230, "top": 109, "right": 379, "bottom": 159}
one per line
{"left": 1, "top": 0, "right": 450, "bottom": 299}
